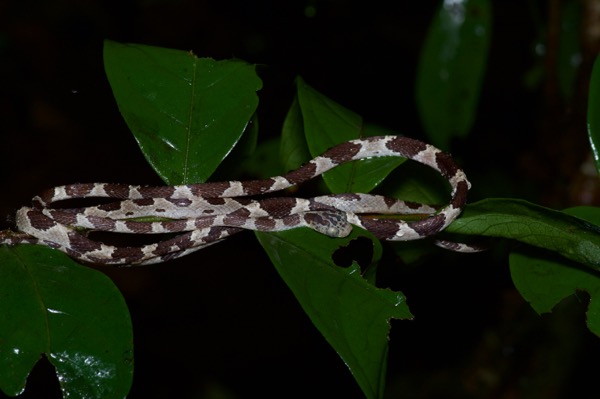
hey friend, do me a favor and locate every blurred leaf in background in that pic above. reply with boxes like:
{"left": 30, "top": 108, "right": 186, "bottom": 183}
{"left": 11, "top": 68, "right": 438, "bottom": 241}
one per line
{"left": 416, "top": 0, "right": 491, "bottom": 149}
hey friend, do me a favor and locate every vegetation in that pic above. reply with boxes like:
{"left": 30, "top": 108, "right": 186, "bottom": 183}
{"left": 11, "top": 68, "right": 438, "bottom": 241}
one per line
{"left": 2, "top": 1, "right": 600, "bottom": 398}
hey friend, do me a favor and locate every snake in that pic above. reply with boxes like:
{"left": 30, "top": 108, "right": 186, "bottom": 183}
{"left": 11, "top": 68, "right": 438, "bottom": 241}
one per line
{"left": 0, "top": 136, "right": 476, "bottom": 266}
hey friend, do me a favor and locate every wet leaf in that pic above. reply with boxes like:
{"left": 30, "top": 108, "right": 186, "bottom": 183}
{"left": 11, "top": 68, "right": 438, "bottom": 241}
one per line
{"left": 416, "top": 0, "right": 491, "bottom": 149}
{"left": 256, "top": 228, "right": 411, "bottom": 399}
{"left": 0, "top": 245, "right": 133, "bottom": 398}
{"left": 509, "top": 207, "right": 600, "bottom": 337}
{"left": 103, "top": 40, "right": 262, "bottom": 185}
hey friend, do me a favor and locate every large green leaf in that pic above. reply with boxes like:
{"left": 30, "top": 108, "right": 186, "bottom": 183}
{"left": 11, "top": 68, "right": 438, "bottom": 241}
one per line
{"left": 416, "top": 0, "right": 491, "bottom": 149}
{"left": 256, "top": 229, "right": 412, "bottom": 399}
{"left": 509, "top": 207, "right": 600, "bottom": 337}
{"left": 295, "top": 77, "right": 404, "bottom": 193}
{"left": 445, "top": 199, "right": 600, "bottom": 270}
{"left": 103, "top": 40, "right": 262, "bottom": 184}
{"left": 0, "top": 245, "right": 133, "bottom": 398}
{"left": 588, "top": 54, "right": 600, "bottom": 173}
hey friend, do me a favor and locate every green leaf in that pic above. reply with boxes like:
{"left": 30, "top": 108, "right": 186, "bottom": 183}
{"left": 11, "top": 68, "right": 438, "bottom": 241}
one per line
{"left": 445, "top": 199, "right": 600, "bottom": 270}
{"left": 509, "top": 207, "right": 600, "bottom": 337}
{"left": 103, "top": 40, "right": 262, "bottom": 185}
{"left": 256, "top": 229, "right": 412, "bottom": 399}
{"left": 588, "top": 54, "right": 600, "bottom": 173}
{"left": 0, "top": 245, "right": 133, "bottom": 398}
{"left": 557, "top": 0, "right": 582, "bottom": 101}
{"left": 295, "top": 77, "right": 404, "bottom": 193}
{"left": 280, "top": 96, "right": 310, "bottom": 172}
{"left": 416, "top": 0, "right": 491, "bottom": 149}
{"left": 239, "top": 137, "right": 284, "bottom": 179}
{"left": 210, "top": 113, "right": 260, "bottom": 180}
{"left": 376, "top": 161, "right": 449, "bottom": 206}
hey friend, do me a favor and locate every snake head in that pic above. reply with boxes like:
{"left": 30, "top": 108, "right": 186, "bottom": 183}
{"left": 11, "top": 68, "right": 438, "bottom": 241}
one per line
{"left": 303, "top": 211, "right": 353, "bottom": 238}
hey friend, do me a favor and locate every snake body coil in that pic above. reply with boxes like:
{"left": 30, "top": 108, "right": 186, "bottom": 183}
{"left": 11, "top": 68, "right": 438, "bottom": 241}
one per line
{"left": 1, "top": 136, "right": 473, "bottom": 265}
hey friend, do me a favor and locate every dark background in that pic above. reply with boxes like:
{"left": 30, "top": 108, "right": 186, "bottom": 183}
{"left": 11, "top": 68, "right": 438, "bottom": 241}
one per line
{"left": 2, "top": 1, "right": 600, "bottom": 398}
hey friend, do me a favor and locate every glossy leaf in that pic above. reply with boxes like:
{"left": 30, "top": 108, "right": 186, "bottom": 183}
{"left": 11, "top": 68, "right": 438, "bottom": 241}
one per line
{"left": 103, "top": 40, "right": 262, "bottom": 185}
{"left": 509, "top": 207, "right": 600, "bottom": 337}
{"left": 588, "top": 54, "right": 600, "bottom": 173}
{"left": 256, "top": 228, "right": 412, "bottom": 399}
{"left": 445, "top": 199, "right": 600, "bottom": 270}
{"left": 295, "top": 77, "right": 404, "bottom": 193}
{"left": 0, "top": 245, "right": 133, "bottom": 398}
{"left": 416, "top": 0, "right": 491, "bottom": 149}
